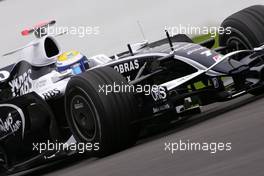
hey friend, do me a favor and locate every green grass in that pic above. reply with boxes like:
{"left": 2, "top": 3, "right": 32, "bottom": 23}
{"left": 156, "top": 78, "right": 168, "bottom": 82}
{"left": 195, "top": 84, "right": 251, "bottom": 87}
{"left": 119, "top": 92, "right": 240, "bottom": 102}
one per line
{"left": 192, "top": 33, "right": 219, "bottom": 48}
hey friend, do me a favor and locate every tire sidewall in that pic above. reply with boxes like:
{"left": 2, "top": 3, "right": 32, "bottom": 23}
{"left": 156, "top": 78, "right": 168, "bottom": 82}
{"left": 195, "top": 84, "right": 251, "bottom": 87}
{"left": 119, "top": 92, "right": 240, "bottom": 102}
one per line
{"left": 65, "top": 78, "right": 106, "bottom": 154}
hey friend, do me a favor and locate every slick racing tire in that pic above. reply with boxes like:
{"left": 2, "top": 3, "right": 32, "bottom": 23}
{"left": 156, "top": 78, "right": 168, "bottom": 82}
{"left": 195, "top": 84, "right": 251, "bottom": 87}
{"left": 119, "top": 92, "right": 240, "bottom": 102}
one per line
{"left": 0, "top": 145, "right": 8, "bottom": 174}
{"left": 219, "top": 5, "right": 264, "bottom": 96}
{"left": 219, "top": 5, "right": 264, "bottom": 50}
{"left": 65, "top": 67, "right": 139, "bottom": 156}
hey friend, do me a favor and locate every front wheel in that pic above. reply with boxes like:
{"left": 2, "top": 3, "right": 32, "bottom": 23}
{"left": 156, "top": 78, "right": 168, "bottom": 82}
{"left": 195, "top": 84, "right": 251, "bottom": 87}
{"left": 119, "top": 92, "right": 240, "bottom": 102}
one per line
{"left": 65, "top": 67, "right": 140, "bottom": 156}
{"left": 219, "top": 5, "right": 264, "bottom": 96}
{"left": 219, "top": 5, "right": 264, "bottom": 50}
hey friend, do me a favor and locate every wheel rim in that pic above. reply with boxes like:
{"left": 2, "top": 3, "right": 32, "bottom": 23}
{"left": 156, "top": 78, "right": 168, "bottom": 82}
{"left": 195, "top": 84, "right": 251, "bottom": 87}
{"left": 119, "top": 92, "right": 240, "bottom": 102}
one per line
{"left": 227, "top": 36, "right": 249, "bottom": 50}
{"left": 224, "top": 27, "right": 253, "bottom": 50}
{"left": 70, "top": 91, "right": 98, "bottom": 141}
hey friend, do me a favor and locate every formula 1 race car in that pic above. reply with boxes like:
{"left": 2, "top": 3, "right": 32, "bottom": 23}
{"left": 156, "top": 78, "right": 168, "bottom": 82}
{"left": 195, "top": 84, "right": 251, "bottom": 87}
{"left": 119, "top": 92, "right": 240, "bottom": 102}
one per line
{"left": 1, "top": 5, "right": 264, "bottom": 174}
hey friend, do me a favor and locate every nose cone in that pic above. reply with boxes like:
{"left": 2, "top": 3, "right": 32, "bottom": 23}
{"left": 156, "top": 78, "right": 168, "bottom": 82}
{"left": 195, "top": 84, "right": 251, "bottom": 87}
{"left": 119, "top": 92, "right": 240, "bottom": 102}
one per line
{"left": 173, "top": 42, "right": 221, "bottom": 69}
{"left": 173, "top": 42, "right": 247, "bottom": 74}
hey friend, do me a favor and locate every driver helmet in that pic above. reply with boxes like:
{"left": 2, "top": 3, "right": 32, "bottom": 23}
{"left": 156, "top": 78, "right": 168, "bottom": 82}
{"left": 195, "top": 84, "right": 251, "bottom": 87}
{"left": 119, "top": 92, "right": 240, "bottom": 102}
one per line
{"left": 56, "top": 50, "right": 87, "bottom": 75}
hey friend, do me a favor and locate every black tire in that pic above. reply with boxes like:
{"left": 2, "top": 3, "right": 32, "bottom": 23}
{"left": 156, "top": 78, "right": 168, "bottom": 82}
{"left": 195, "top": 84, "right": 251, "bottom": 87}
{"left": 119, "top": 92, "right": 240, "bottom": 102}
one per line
{"left": 65, "top": 67, "right": 139, "bottom": 156}
{"left": 219, "top": 5, "right": 264, "bottom": 50}
{"left": 250, "top": 88, "right": 264, "bottom": 96}
{"left": 219, "top": 5, "right": 264, "bottom": 96}
{"left": 0, "top": 145, "right": 8, "bottom": 174}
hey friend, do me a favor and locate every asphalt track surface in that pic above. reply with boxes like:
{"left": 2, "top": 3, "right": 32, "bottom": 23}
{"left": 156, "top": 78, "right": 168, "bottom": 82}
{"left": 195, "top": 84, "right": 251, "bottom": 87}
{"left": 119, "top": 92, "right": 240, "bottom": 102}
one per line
{"left": 11, "top": 93, "right": 264, "bottom": 176}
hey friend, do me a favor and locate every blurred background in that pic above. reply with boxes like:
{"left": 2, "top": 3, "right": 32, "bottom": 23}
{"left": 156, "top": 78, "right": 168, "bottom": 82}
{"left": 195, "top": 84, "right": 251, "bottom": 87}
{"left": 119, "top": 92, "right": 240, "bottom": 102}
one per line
{"left": 0, "top": 0, "right": 263, "bottom": 66}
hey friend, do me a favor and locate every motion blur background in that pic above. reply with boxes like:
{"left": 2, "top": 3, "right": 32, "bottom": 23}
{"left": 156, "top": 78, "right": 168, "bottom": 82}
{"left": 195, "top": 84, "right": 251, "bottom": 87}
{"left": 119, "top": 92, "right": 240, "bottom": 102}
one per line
{"left": 0, "top": 0, "right": 263, "bottom": 66}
